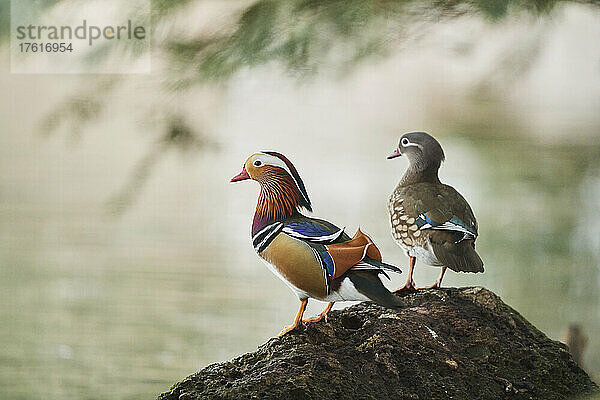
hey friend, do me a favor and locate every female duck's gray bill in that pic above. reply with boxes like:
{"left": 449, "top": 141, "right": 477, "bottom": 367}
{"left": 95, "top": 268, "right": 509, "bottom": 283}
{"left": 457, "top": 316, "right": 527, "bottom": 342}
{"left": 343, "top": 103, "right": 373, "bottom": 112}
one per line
{"left": 387, "top": 148, "right": 401, "bottom": 159}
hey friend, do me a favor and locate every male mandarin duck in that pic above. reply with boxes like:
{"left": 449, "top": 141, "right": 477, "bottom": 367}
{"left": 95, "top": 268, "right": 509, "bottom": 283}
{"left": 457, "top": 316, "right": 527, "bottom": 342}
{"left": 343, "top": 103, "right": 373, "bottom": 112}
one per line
{"left": 387, "top": 132, "right": 484, "bottom": 292}
{"left": 231, "top": 151, "right": 402, "bottom": 335}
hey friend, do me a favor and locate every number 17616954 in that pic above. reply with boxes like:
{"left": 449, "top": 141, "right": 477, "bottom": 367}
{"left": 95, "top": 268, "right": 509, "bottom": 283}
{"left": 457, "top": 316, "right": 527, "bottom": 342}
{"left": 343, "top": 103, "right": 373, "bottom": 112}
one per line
{"left": 19, "top": 42, "right": 73, "bottom": 52}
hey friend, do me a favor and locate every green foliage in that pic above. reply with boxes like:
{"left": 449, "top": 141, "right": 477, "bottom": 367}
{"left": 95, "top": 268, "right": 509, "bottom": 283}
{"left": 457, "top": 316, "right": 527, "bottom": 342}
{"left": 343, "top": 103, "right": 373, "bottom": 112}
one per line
{"left": 162, "top": 0, "right": 576, "bottom": 84}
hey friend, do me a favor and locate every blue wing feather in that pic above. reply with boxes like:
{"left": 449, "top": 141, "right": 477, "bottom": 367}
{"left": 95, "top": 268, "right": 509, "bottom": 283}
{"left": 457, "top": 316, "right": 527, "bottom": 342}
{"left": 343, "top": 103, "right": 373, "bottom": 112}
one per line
{"left": 282, "top": 220, "right": 345, "bottom": 243}
{"left": 313, "top": 245, "right": 335, "bottom": 278}
{"left": 416, "top": 212, "right": 477, "bottom": 238}
{"left": 284, "top": 220, "right": 334, "bottom": 237}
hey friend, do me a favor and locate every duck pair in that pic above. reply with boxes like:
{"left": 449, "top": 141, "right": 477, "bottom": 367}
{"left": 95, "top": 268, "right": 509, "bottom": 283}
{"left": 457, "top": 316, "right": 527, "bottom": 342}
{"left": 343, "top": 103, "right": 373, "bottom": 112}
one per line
{"left": 231, "top": 132, "right": 484, "bottom": 336}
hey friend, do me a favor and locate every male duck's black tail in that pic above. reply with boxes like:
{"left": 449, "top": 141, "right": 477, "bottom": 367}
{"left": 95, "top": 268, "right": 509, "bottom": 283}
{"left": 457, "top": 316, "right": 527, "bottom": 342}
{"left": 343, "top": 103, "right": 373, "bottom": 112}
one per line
{"left": 348, "top": 270, "right": 403, "bottom": 308}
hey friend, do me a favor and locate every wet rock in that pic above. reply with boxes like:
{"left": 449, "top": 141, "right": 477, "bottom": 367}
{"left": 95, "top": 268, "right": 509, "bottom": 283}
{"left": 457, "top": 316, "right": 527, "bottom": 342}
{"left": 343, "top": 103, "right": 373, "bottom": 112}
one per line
{"left": 157, "top": 287, "right": 598, "bottom": 400}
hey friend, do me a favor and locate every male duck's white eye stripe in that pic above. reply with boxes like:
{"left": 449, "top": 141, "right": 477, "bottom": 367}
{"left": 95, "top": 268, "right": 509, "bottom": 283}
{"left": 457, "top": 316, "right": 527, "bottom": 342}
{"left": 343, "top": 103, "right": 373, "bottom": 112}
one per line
{"left": 257, "top": 152, "right": 311, "bottom": 205}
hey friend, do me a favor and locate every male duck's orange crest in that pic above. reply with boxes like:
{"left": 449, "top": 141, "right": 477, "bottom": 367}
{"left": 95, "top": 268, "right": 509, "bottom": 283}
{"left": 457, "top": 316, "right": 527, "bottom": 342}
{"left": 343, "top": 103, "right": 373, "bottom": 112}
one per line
{"left": 256, "top": 166, "right": 303, "bottom": 221}
{"left": 231, "top": 151, "right": 312, "bottom": 223}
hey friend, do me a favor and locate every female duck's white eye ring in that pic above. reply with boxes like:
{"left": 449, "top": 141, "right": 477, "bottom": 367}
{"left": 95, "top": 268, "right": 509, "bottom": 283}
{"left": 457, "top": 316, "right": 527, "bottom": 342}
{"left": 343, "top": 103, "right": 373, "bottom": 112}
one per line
{"left": 253, "top": 160, "right": 263, "bottom": 167}
{"left": 401, "top": 138, "right": 410, "bottom": 146}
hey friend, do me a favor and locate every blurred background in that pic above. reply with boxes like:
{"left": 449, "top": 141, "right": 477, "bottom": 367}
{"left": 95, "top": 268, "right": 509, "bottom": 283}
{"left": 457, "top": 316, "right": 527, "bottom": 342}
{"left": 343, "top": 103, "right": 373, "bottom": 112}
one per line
{"left": 1, "top": 0, "right": 599, "bottom": 399}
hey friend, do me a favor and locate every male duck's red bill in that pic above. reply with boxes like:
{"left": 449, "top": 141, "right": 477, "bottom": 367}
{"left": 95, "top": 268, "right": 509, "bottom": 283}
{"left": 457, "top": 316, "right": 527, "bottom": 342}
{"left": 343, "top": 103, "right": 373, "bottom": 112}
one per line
{"left": 231, "top": 168, "right": 250, "bottom": 182}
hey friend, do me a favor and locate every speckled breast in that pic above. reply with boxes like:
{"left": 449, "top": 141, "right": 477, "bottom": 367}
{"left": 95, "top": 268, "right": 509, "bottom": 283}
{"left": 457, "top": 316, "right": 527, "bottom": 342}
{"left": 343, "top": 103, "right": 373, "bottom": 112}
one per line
{"left": 388, "top": 190, "right": 442, "bottom": 266}
{"left": 388, "top": 190, "right": 426, "bottom": 249}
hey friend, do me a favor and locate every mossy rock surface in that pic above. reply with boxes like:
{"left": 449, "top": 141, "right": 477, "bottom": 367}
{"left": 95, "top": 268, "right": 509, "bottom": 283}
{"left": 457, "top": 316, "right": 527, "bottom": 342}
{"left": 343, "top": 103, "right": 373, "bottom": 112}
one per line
{"left": 157, "top": 287, "right": 597, "bottom": 400}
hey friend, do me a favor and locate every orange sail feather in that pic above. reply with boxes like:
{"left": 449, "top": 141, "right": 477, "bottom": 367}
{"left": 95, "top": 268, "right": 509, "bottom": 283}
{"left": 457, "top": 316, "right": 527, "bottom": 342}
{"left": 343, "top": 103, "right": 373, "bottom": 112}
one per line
{"left": 325, "top": 229, "right": 382, "bottom": 279}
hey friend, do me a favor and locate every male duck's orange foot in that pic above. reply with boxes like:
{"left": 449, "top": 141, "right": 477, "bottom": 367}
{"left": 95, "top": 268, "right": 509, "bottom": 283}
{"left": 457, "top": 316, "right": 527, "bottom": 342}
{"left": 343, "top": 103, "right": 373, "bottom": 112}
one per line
{"left": 303, "top": 314, "right": 327, "bottom": 324}
{"left": 278, "top": 299, "right": 308, "bottom": 336}
{"left": 302, "top": 302, "right": 334, "bottom": 324}
{"left": 303, "top": 310, "right": 331, "bottom": 324}
{"left": 277, "top": 322, "right": 303, "bottom": 336}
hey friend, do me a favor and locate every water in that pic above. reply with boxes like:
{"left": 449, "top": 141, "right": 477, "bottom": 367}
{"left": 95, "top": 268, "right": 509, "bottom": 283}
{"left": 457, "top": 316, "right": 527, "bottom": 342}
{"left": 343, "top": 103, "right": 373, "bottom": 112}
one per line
{"left": 1, "top": 3, "right": 600, "bottom": 399}
{"left": 1, "top": 106, "right": 598, "bottom": 400}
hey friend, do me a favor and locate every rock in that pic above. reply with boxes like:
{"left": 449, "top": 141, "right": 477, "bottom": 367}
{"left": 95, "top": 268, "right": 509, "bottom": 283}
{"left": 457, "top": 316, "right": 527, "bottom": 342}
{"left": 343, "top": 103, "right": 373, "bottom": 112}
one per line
{"left": 157, "top": 287, "right": 598, "bottom": 400}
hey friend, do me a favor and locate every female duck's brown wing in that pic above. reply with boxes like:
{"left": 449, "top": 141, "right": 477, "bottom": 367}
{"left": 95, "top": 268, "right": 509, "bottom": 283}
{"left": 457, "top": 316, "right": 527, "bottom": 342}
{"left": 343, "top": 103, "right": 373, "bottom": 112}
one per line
{"left": 428, "top": 230, "right": 483, "bottom": 273}
{"left": 393, "top": 183, "right": 483, "bottom": 273}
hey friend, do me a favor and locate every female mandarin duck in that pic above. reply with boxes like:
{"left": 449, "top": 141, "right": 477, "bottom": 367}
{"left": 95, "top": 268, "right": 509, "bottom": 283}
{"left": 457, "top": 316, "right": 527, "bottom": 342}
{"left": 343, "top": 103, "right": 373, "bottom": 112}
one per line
{"left": 231, "top": 151, "right": 402, "bottom": 335}
{"left": 387, "top": 132, "right": 484, "bottom": 292}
